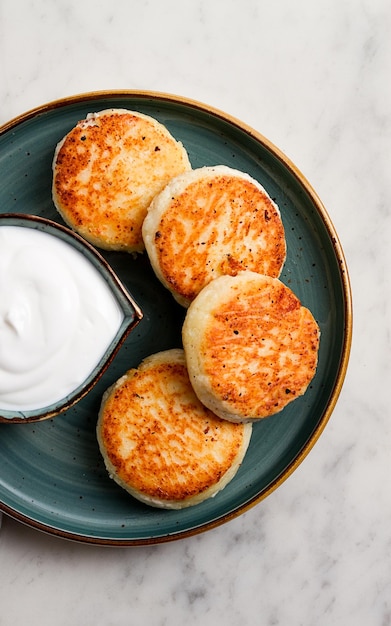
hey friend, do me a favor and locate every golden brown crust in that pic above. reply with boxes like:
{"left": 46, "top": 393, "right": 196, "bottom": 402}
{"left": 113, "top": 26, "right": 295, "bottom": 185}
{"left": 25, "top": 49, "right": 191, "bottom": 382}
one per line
{"left": 97, "top": 349, "right": 251, "bottom": 508}
{"left": 182, "top": 272, "right": 320, "bottom": 422}
{"left": 142, "top": 166, "right": 286, "bottom": 306}
{"left": 52, "top": 109, "right": 191, "bottom": 253}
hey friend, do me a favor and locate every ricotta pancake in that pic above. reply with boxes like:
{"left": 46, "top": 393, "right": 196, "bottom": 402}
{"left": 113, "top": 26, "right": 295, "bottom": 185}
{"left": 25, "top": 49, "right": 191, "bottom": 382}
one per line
{"left": 97, "top": 349, "right": 252, "bottom": 509}
{"left": 52, "top": 109, "right": 191, "bottom": 253}
{"left": 182, "top": 271, "right": 320, "bottom": 422}
{"left": 142, "top": 165, "right": 286, "bottom": 306}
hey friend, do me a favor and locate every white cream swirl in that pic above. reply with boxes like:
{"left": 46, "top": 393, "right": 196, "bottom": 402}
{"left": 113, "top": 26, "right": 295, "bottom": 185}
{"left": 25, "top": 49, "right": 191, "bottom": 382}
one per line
{"left": 0, "top": 226, "right": 123, "bottom": 411}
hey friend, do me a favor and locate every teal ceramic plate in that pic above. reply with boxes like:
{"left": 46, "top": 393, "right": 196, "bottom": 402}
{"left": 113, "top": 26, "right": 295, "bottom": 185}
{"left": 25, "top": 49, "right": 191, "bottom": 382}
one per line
{"left": 0, "top": 91, "right": 352, "bottom": 545}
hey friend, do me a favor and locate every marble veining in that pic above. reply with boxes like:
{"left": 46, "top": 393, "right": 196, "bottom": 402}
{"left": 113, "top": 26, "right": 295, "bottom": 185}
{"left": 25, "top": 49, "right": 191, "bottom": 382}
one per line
{"left": 1, "top": 0, "right": 391, "bottom": 624}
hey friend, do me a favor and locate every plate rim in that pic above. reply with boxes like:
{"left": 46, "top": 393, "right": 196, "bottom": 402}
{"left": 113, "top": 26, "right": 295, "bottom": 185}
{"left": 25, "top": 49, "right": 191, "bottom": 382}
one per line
{"left": 0, "top": 90, "right": 353, "bottom": 545}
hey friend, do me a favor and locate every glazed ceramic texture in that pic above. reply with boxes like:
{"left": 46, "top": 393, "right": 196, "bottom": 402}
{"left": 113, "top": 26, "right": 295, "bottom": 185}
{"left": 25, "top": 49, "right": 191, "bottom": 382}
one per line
{"left": 0, "top": 213, "right": 142, "bottom": 423}
{"left": 0, "top": 92, "right": 351, "bottom": 544}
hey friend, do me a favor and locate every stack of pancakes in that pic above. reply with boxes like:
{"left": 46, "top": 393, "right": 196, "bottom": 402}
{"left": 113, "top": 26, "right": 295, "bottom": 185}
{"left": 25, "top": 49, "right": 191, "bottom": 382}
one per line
{"left": 53, "top": 109, "right": 320, "bottom": 509}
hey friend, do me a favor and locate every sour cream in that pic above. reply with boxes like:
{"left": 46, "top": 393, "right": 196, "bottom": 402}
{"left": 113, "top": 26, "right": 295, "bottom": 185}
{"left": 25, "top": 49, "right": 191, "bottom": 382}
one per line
{"left": 0, "top": 225, "right": 123, "bottom": 411}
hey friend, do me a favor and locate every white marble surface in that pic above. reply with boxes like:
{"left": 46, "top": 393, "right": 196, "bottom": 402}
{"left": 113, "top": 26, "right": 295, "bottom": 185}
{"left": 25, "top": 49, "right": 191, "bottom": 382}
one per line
{"left": 0, "top": 0, "right": 390, "bottom": 624}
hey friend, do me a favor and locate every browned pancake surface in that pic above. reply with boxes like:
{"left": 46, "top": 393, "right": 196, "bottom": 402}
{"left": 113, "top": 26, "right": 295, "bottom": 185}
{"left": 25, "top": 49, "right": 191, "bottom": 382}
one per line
{"left": 182, "top": 272, "right": 320, "bottom": 422}
{"left": 97, "top": 350, "right": 251, "bottom": 508}
{"left": 143, "top": 166, "right": 286, "bottom": 305}
{"left": 52, "top": 109, "right": 191, "bottom": 252}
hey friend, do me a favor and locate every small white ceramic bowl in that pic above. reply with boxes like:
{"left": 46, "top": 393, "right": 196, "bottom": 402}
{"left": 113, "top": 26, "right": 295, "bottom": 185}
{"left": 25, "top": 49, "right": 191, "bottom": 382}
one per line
{"left": 0, "top": 213, "right": 143, "bottom": 423}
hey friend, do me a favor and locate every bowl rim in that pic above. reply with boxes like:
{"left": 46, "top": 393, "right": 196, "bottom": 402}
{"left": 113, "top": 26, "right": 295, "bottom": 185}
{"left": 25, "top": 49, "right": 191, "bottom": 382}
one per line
{"left": 0, "top": 212, "right": 143, "bottom": 424}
